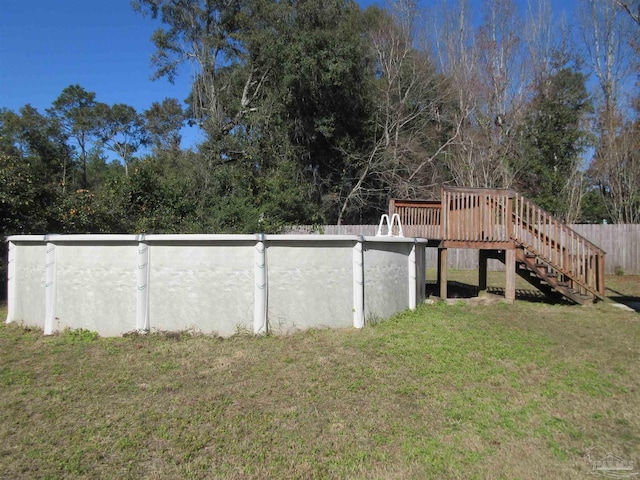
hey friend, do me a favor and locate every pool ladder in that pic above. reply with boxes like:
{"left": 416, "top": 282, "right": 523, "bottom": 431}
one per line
{"left": 376, "top": 213, "right": 404, "bottom": 237}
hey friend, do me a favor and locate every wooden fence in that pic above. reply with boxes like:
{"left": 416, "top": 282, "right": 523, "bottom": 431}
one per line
{"left": 286, "top": 224, "right": 640, "bottom": 274}
{"left": 570, "top": 224, "right": 640, "bottom": 275}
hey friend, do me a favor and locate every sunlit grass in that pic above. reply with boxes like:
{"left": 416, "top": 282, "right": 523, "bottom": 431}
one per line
{"left": 0, "top": 276, "right": 638, "bottom": 479}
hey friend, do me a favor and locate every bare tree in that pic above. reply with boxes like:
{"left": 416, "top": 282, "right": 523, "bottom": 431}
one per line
{"left": 524, "top": 0, "right": 576, "bottom": 88}
{"left": 594, "top": 118, "right": 640, "bottom": 223}
{"left": 336, "top": 0, "right": 458, "bottom": 223}
{"left": 431, "top": 0, "right": 530, "bottom": 189}
{"left": 523, "top": 0, "right": 589, "bottom": 222}
{"left": 432, "top": 0, "right": 489, "bottom": 188}
{"left": 581, "top": 0, "right": 633, "bottom": 118}
{"left": 581, "top": 0, "right": 638, "bottom": 223}
{"left": 613, "top": 0, "right": 640, "bottom": 25}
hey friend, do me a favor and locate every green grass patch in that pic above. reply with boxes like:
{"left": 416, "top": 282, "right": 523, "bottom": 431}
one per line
{"left": 0, "top": 277, "right": 639, "bottom": 479}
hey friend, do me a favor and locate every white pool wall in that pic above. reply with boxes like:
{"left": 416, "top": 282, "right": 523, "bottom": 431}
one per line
{"left": 8, "top": 239, "right": 47, "bottom": 329}
{"left": 6, "top": 234, "right": 427, "bottom": 337}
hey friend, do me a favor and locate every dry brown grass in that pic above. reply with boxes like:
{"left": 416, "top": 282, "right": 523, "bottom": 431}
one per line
{"left": 0, "top": 275, "right": 638, "bottom": 479}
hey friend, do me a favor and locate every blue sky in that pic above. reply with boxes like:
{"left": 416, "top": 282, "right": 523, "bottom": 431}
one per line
{"left": 1, "top": 0, "right": 579, "bottom": 149}
{"left": 0, "top": 0, "right": 383, "bottom": 147}
{"left": 1, "top": 1, "right": 191, "bottom": 113}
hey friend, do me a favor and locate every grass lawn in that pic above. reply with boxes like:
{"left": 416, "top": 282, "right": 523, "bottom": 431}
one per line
{"left": 0, "top": 274, "right": 638, "bottom": 479}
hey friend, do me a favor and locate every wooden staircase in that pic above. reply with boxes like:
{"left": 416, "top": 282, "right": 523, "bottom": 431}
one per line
{"left": 488, "top": 248, "right": 598, "bottom": 304}
{"left": 510, "top": 192, "right": 605, "bottom": 304}
{"left": 514, "top": 249, "right": 595, "bottom": 304}
{"left": 389, "top": 187, "right": 606, "bottom": 305}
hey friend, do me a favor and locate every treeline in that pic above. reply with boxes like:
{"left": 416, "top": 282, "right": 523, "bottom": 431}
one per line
{"left": 1, "top": 0, "right": 639, "bottom": 244}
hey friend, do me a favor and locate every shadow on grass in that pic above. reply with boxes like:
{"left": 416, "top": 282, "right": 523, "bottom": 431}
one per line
{"left": 426, "top": 280, "right": 568, "bottom": 305}
{"left": 605, "top": 286, "right": 640, "bottom": 313}
{"left": 427, "top": 279, "right": 640, "bottom": 311}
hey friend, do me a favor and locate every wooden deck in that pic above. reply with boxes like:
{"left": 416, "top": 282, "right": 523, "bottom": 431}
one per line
{"left": 389, "top": 187, "right": 606, "bottom": 305}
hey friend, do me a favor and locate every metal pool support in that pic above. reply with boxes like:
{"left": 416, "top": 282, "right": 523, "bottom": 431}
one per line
{"left": 136, "top": 235, "right": 150, "bottom": 333}
{"left": 254, "top": 235, "right": 268, "bottom": 335}
{"left": 352, "top": 237, "right": 365, "bottom": 329}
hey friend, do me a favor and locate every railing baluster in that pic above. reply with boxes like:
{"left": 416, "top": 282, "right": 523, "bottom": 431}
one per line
{"left": 468, "top": 192, "right": 472, "bottom": 240}
{"left": 475, "top": 194, "right": 480, "bottom": 240}
{"left": 474, "top": 193, "right": 477, "bottom": 240}
{"left": 554, "top": 219, "right": 558, "bottom": 267}
{"left": 467, "top": 193, "right": 472, "bottom": 240}
{"left": 568, "top": 231, "right": 573, "bottom": 275}
{"left": 451, "top": 192, "right": 455, "bottom": 240}
{"left": 498, "top": 195, "right": 502, "bottom": 240}
{"left": 580, "top": 240, "right": 585, "bottom": 290}
{"left": 519, "top": 195, "right": 523, "bottom": 240}
{"left": 572, "top": 231, "right": 576, "bottom": 277}
{"left": 461, "top": 192, "right": 466, "bottom": 240}
{"left": 528, "top": 200, "right": 532, "bottom": 246}
{"left": 455, "top": 193, "right": 459, "bottom": 240}
{"left": 533, "top": 203, "right": 537, "bottom": 252}
{"left": 544, "top": 211, "right": 548, "bottom": 259}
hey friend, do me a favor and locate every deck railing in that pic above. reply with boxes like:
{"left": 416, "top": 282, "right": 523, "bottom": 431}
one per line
{"left": 512, "top": 193, "right": 605, "bottom": 296}
{"left": 389, "top": 199, "right": 442, "bottom": 238}
{"left": 441, "top": 187, "right": 513, "bottom": 243}
{"left": 389, "top": 186, "right": 605, "bottom": 297}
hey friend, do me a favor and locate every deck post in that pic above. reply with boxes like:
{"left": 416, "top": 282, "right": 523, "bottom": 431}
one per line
{"left": 478, "top": 249, "right": 488, "bottom": 291}
{"left": 440, "top": 187, "right": 447, "bottom": 240}
{"left": 438, "top": 247, "right": 448, "bottom": 299}
{"left": 505, "top": 248, "right": 516, "bottom": 303}
{"left": 597, "top": 253, "right": 605, "bottom": 296}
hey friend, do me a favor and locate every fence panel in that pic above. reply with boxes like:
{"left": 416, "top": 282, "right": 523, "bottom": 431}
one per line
{"left": 287, "top": 224, "right": 640, "bottom": 274}
{"left": 570, "top": 224, "right": 639, "bottom": 275}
